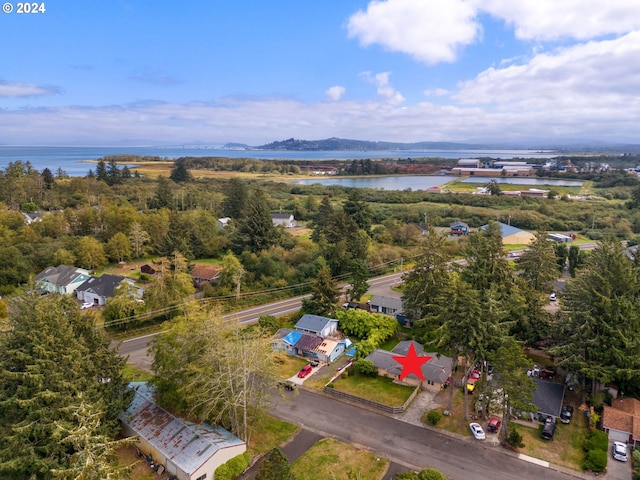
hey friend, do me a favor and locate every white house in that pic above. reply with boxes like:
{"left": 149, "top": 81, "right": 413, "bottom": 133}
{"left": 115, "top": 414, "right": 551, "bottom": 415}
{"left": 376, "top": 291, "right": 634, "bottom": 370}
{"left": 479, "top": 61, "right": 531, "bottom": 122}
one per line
{"left": 76, "top": 274, "right": 142, "bottom": 306}
{"left": 120, "top": 382, "right": 247, "bottom": 480}
{"left": 295, "top": 314, "right": 338, "bottom": 337}
{"left": 271, "top": 213, "right": 295, "bottom": 228}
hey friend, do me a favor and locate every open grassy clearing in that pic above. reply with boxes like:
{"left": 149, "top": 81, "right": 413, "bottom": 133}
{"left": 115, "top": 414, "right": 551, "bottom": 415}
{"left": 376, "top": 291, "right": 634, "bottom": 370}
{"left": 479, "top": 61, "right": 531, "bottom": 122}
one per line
{"left": 331, "top": 373, "right": 416, "bottom": 407}
{"left": 273, "top": 352, "right": 311, "bottom": 379}
{"left": 122, "top": 364, "right": 154, "bottom": 382}
{"left": 291, "top": 438, "right": 389, "bottom": 480}
{"left": 248, "top": 412, "right": 300, "bottom": 455}
{"left": 116, "top": 445, "right": 154, "bottom": 480}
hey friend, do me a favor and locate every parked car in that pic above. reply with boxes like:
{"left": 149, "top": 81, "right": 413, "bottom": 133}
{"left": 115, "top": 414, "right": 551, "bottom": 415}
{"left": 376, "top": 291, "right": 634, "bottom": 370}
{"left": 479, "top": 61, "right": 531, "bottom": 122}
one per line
{"left": 540, "top": 416, "right": 556, "bottom": 440}
{"left": 469, "top": 422, "right": 486, "bottom": 440}
{"left": 81, "top": 302, "right": 93, "bottom": 310}
{"left": 560, "top": 405, "right": 574, "bottom": 424}
{"left": 539, "top": 366, "right": 557, "bottom": 380}
{"left": 612, "top": 441, "right": 628, "bottom": 462}
{"left": 278, "top": 380, "right": 297, "bottom": 391}
{"left": 549, "top": 292, "right": 557, "bottom": 301}
{"left": 469, "top": 370, "right": 481, "bottom": 380}
{"left": 297, "top": 365, "right": 313, "bottom": 378}
{"left": 487, "top": 417, "right": 501, "bottom": 433}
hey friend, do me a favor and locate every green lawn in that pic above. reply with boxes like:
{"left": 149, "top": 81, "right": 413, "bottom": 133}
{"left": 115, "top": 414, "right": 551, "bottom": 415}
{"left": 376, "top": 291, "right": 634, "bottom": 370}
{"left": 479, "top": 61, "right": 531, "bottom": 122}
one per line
{"left": 514, "top": 416, "right": 587, "bottom": 470}
{"left": 248, "top": 412, "right": 299, "bottom": 455}
{"left": 331, "top": 373, "right": 416, "bottom": 407}
{"left": 123, "top": 363, "right": 154, "bottom": 382}
{"left": 291, "top": 438, "right": 389, "bottom": 480}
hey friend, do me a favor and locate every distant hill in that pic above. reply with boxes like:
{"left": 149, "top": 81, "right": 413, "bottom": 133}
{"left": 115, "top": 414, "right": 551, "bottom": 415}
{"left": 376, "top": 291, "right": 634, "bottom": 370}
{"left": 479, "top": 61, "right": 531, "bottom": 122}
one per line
{"left": 257, "top": 137, "right": 487, "bottom": 151}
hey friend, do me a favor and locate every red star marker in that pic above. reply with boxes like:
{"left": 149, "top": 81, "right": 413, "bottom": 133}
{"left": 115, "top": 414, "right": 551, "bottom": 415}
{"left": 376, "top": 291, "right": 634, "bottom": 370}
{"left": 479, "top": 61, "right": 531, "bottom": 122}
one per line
{"left": 392, "top": 343, "right": 432, "bottom": 381}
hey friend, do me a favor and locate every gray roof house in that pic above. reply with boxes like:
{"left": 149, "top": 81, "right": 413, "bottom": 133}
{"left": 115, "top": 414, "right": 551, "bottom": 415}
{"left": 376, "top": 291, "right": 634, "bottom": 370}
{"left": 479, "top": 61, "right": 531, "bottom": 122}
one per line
{"left": 295, "top": 314, "right": 338, "bottom": 338}
{"left": 35, "top": 265, "right": 91, "bottom": 295}
{"left": 366, "top": 341, "right": 452, "bottom": 392}
{"left": 76, "top": 274, "right": 141, "bottom": 306}
{"left": 120, "top": 382, "right": 246, "bottom": 480}
{"left": 368, "top": 295, "right": 404, "bottom": 319}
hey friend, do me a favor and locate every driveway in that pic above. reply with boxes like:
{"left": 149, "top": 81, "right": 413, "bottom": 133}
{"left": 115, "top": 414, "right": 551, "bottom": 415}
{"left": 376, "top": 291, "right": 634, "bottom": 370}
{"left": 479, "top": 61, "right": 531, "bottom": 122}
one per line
{"left": 606, "top": 438, "right": 631, "bottom": 480}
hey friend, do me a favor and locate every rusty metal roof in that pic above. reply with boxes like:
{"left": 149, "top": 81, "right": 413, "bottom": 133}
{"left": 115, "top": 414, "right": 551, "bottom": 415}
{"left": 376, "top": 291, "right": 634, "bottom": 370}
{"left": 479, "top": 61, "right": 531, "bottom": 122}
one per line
{"left": 120, "top": 382, "right": 245, "bottom": 475}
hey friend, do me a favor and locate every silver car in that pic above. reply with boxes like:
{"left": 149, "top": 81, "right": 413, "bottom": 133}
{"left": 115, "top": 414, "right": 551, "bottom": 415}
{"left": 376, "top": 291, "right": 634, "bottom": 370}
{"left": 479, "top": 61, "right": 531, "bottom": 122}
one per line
{"left": 613, "top": 441, "right": 628, "bottom": 462}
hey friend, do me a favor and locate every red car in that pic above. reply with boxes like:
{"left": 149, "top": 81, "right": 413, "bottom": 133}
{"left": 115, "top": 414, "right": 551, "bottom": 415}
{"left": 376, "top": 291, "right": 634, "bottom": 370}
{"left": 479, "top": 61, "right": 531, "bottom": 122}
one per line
{"left": 487, "top": 417, "right": 501, "bottom": 433}
{"left": 297, "top": 365, "right": 313, "bottom": 378}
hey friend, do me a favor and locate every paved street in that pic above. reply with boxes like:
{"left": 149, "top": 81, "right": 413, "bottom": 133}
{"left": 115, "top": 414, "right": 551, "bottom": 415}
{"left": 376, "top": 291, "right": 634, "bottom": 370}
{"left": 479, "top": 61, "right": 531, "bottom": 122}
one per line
{"left": 269, "top": 388, "right": 589, "bottom": 480}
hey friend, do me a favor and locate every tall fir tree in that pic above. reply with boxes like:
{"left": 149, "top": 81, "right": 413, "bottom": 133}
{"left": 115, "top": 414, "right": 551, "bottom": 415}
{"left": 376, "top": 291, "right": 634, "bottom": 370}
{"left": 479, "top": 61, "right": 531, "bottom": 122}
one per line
{"left": 0, "top": 294, "right": 132, "bottom": 479}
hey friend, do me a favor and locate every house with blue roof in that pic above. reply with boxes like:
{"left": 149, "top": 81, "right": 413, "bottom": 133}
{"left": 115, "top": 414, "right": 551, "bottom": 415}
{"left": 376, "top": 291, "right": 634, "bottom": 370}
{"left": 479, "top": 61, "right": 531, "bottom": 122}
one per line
{"left": 295, "top": 314, "right": 338, "bottom": 337}
{"left": 480, "top": 221, "right": 536, "bottom": 245}
{"left": 119, "top": 382, "right": 246, "bottom": 480}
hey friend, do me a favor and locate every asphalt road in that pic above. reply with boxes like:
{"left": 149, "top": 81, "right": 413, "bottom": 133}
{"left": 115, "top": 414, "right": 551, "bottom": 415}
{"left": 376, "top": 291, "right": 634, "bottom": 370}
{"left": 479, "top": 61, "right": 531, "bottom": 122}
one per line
{"left": 113, "top": 273, "right": 404, "bottom": 368}
{"left": 270, "top": 389, "right": 584, "bottom": 480}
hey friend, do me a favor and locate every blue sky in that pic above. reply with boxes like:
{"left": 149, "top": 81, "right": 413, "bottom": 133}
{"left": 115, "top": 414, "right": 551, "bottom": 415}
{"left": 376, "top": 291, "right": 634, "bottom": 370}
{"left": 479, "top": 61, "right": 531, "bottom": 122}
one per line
{"left": 2, "top": 0, "right": 640, "bottom": 146}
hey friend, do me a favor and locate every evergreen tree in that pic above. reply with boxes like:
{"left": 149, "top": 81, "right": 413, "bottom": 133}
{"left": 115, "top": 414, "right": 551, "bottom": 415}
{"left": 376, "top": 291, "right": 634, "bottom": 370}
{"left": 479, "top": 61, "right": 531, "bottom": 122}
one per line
{"left": 121, "top": 165, "right": 132, "bottom": 179}
{"left": 402, "top": 226, "right": 453, "bottom": 322}
{"left": 311, "top": 195, "right": 334, "bottom": 243}
{"left": 223, "top": 177, "right": 248, "bottom": 219}
{"left": 343, "top": 189, "right": 372, "bottom": 234}
{"left": 41, "top": 167, "right": 55, "bottom": 189}
{"left": 95, "top": 160, "right": 107, "bottom": 183}
{"left": 148, "top": 175, "right": 175, "bottom": 209}
{"left": 301, "top": 260, "right": 340, "bottom": 317}
{"left": 550, "top": 240, "right": 640, "bottom": 395}
{"left": 170, "top": 161, "right": 192, "bottom": 183}
{"left": 233, "top": 189, "right": 277, "bottom": 253}
{"left": 106, "top": 159, "right": 121, "bottom": 186}
{"left": 256, "top": 448, "right": 295, "bottom": 480}
{"left": 0, "top": 294, "right": 132, "bottom": 479}
{"left": 518, "top": 231, "right": 558, "bottom": 292}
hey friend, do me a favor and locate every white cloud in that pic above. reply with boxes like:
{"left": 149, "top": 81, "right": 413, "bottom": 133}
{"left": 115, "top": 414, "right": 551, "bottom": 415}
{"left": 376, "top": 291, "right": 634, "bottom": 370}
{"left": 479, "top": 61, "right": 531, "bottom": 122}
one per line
{"left": 325, "top": 86, "right": 346, "bottom": 101}
{"left": 360, "top": 71, "right": 405, "bottom": 105}
{"left": 424, "top": 88, "right": 450, "bottom": 97}
{"left": 0, "top": 81, "right": 61, "bottom": 97}
{"left": 347, "top": 0, "right": 481, "bottom": 64}
{"left": 455, "top": 30, "right": 640, "bottom": 109}
{"left": 479, "top": 0, "right": 640, "bottom": 41}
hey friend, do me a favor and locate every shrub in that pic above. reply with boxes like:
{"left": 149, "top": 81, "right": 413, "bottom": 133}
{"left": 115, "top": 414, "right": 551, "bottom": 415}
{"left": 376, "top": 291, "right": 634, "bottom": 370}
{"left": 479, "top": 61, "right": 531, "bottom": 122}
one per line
{"left": 354, "top": 359, "right": 378, "bottom": 377}
{"left": 507, "top": 428, "right": 525, "bottom": 449}
{"left": 215, "top": 451, "right": 251, "bottom": 480}
{"left": 583, "top": 429, "right": 608, "bottom": 452}
{"left": 583, "top": 449, "right": 607, "bottom": 472}
{"left": 426, "top": 410, "right": 442, "bottom": 426}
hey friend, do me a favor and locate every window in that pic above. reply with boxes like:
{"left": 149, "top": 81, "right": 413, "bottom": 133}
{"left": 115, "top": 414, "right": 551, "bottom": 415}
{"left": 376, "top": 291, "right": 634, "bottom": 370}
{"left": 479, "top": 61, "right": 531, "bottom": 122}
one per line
{"left": 195, "top": 475, "right": 207, "bottom": 480}
{"left": 427, "top": 380, "right": 434, "bottom": 386}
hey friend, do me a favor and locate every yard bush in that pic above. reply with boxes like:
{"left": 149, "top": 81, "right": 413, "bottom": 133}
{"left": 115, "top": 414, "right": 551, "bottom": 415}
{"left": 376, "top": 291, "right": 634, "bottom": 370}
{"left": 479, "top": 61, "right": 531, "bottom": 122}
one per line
{"left": 214, "top": 451, "right": 251, "bottom": 480}
{"left": 583, "top": 449, "right": 607, "bottom": 473}
{"left": 396, "top": 468, "right": 447, "bottom": 479}
{"left": 582, "top": 429, "right": 608, "bottom": 452}
{"left": 426, "top": 410, "right": 442, "bottom": 426}
{"left": 354, "top": 359, "right": 378, "bottom": 377}
{"left": 507, "top": 428, "right": 525, "bottom": 449}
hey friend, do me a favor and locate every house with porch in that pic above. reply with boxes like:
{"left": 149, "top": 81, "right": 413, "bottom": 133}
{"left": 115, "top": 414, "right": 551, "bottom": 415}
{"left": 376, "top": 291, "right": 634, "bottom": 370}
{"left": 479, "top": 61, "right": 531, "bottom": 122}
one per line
{"left": 119, "top": 382, "right": 246, "bottom": 480}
